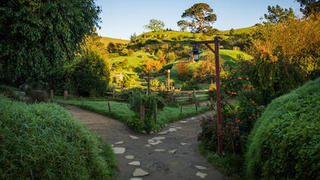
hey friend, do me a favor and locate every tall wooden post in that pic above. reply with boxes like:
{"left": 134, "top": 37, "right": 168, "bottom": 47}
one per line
{"left": 195, "top": 37, "right": 223, "bottom": 155}
{"left": 214, "top": 37, "right": 223, "bottom": 156}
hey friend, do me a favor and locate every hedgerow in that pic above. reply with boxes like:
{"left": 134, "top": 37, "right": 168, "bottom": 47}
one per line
{"left": 0, "top": 95, "right": 117, "bottom": 179}
{"left": 245, "top": 78, "right": 320, "bottom": 179}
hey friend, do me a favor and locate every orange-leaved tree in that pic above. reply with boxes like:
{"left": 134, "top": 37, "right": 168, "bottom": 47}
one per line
{"left": 176, "top": 61, "right": 189, "bottom": 80}
{"left": 143, "top": 59, "right": 162, "bottom": 94}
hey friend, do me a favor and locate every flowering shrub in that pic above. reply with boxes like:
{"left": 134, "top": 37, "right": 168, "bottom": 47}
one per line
{"left": 202, "top": 69, "right": 264, "bottom": 154}
{"left": 198, "top": 103, "right": 242, "bottom": 154}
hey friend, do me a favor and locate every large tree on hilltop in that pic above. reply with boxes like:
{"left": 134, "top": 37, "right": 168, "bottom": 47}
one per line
{"left": 144, "top": 19, "right": 165, "bottom": 32}
{"left": 297, "top": 0, "right": 320, "bottom": 17}
{"left": 177, "top": 3, "right": 217, "bottom": 33}
{"left": 0, "top": 0, "right": 100, "bottom": 86}
{"left": 263, "top": 5, "right": 296, "bottom": 24}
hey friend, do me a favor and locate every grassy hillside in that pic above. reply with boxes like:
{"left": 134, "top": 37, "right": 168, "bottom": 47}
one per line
{"left": 137, "top": 26, "right": 256, "bottom": 42}
{"left": 110, "top": 51, "right": 157, "bottom": 70}
{"left": 218, "top": 26, "right": 256, "bottom": 35}
{"left": 100, "top": 36, "right": 129, "bottom": 46}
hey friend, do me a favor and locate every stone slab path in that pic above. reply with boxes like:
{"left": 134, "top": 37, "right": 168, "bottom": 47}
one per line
{"left": 66, "top": 105, "right": 226, "bottom": 180}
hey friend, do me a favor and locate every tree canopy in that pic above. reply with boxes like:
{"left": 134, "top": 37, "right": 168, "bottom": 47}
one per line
{"left": 0, "top": 0, "right": 101, "bottom": 87}
{"left": 263, "top": 5, "right": 296, "bottom": 24}
{"left": 297, "top": 0, "right": 320, "bottom": 16}
{"left": 177, "top": 3, "right": 217, "bottom": 33}
{"left": 144, "top": 19, "right": 165, "bottom": 32}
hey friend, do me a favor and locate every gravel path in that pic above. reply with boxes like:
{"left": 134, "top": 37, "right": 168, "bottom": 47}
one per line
{"left": 66, "top": 105, "right": 225, "bottom": 180}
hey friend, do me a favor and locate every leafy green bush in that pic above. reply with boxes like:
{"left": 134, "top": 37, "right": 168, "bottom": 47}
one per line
{"left": 245, "top": 78, "right": 320, "bottom": 179}
{"left": 68, "top": 49, "right": 110, "bottom": 97}
{"left": 0, "top": 95, "right": 117, "bottom": 179}
{"left": 128, "top": 90, "right": 165, "bottom": 133}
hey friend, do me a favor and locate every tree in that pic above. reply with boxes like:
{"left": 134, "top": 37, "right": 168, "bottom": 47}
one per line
{"left": 177, "top": 3, "right": 217, "bottom": 33}
{"left": 143, "top": 59, "right": 162, "bottom": 94}
{"left": 69, "top": 49, "right": 110, "bottom": 97}
{"left": 176, "top": 61, "right": 189, "bottom": 80}
{"left": 0, "top": 0, "right": 101, "bottom": 87}
{"left": 297, "top": 0, "right": 320, "bottom": 17}
{"left": 130, "top": 33, "right": 137, "bottom": 43}
{"left": 263, "top": 5, "right": 296, "bottom": 24}
{"left": 144, "top": 19, "right": 165, "bottom": 32}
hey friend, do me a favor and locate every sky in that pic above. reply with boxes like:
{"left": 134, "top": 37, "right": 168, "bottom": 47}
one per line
{"left": 95, "top": 0, "right": 302, "bottom": 40}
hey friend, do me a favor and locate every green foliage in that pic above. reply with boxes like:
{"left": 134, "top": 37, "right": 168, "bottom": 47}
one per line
{"left": 297, "top": 0, "right": 320, "bottom": 16}
{"left": 128, "top": 90, "right": 165, "bottom": 132}
{"left": 178, "top": 3, "right": 217, "bottom": 33}
{"left": 144, "top": 19, "right": 165, "bottom": 32}
{"left": 245, "top": 78, "right": 320, "bottom": 179}
{"left": 0, "top": 95, "right": 117, "bottom": 179}
{"left": 68, "top": 49, "right": 110, "bottom": 97}
{"left": 199, "top": 143, "right": 244, "bottom": 179}
{"left": 238, "top": 54, "right": 305, "bottom": 104}
{"left": 0, "top": 0, "right": 100, "bottom": 86}
{"left": 263, "top": 5, "right": 296, "bottom": 24}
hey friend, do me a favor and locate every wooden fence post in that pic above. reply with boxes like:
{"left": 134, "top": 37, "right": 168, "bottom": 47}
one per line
{"left": 50, "top": 89, "right": 54, "bottom": 102}
{"left": 140, "top": 104, "right": 145, "bottom": 124}
{"left": 108, "top": 101, "right": 111, "bottom": 113}
{"left": 154, "top": 103, "right": 157, "bottom": 123}
{"left": 195, "top": 97, "right": 198, "bottom": 112}
{"left": 64, "top": 90, "right": 68, "bottom": 100}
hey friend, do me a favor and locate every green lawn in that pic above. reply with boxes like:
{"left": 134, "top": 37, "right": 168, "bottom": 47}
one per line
{"left": 57, "top": 98, "right": 210, "bottom": 132}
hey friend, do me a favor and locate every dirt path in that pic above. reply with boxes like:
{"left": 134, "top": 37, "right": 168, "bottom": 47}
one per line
{"left": 66, "top": 105, "right": 225, "bottom": 180}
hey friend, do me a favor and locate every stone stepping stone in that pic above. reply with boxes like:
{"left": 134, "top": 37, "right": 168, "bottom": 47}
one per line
{"left": 128, "top": 161, "right": 140, "bottom": 166}
{"left": 153, "top": 136, "right": 165, "bottom": 140}
{"left": 150, "top": 141, "right": 162, "bottom": 145}
{"left": 130, "top": 135, "right": 139, "bottom": 140}
{"left": 168, "top": 149, "right": 177, "bottom": 154}
{"left": 180, "top": 120, "right": 188, "bottom": 123}
{"left": 133, "top": 168, "right": 149, "bottom": 177}
{"left": 112, "top": 147, "right": 125, "bottom": 154}
{"left": 168, "top": 128, "right": 177, "bottom": 132}
{"left": 154, "top": 149, "right": 166, "bottom": 152}
{"left": 195, "top": 165, "right": 207, "bottom": 170}
{"left": 158, "top": 130, "right": 168, "bottom": 135}
{"left": 125, "top": 155, "right": 135, "bottom": 160}
{"left": 114, "top": 141, "right": 124, "bottom": 145}
{"left": 130, "top": 178, "right": 143, "bottom": 180}
{"left": 196, "top": 172, "right": 207, "bottom": 179}
{"left": 145, "top": 144, "right": 151, "bottom": 147}
{"left": 175, "top": 127, "right": 182, "bottom": 130}
{"left": 180, "top": 142, "right": 188, "bottom": 146}
{"left": 148, "top": 139, "right": 162, "bottom": 145}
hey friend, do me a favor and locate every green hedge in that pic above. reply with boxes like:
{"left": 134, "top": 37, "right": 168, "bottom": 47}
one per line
{"left": 0, "top": 95, "right": 117, "bottom": 179}
{"left": 245, "top": 78, "right": 320, "bottom": 179}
